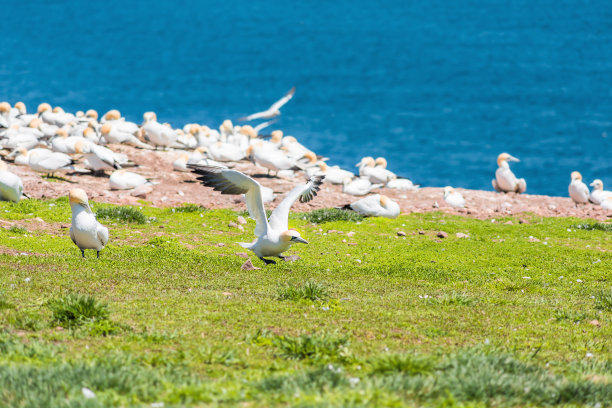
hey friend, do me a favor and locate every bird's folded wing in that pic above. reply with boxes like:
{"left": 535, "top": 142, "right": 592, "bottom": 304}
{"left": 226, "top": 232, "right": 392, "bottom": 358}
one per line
{"left": 97, "top": 225, "right": 109, "bottom": 246}
{"left": 269, "top": 175, "right": 324, "bottom": 231}
{"left": 269, "top": 86, "right": 296, "bottom": 111}
{"left": 188, "top": 165, "right": 269, "bottom": 236}
{"left": 36, "top": 155, "right": 71, "bottom": 169}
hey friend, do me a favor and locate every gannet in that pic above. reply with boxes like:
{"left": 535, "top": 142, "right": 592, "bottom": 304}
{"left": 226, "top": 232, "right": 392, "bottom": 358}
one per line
{"left": 0, "top": 161, "right": 26, "bottom": 202}
{"left": 172, "top": 150, "right": 226, "bottom": 172}
{"left": 386, "top": 178, "right": 418, "bottom": 191}
{"left": 443, "top": 186, "right": 465, "bottom": 208}
{"left": 28, "top": 149, "right": 74, "bottom": 175}
{"left": 51, "top": 128, "right": 87, "bottom": 154}
{"left": 356, "top": 157, "right": 395, "bottom": 184}
{"left": 238, "top": 87, "right": 296, "bottom": 121}
{"left": 246, "top": 142, "right": 299, "bottom": 175}
{"left": 101, "top": 124, "right": 152, "bottom": 149}
{"left": 342, "top": 177, "right": 382, "bottom": 196}
{"left": 74, "top": 140, "right": 122, "bottom": 172}
{"left": 142, "top": 113, "right": 177, "bottom": 148}
{"left": 109, "top": 170, "right": 148, "bottom": 190}
{"left": 69, "top": 189, "right": 109, "bottom": 258}
{"left": 316, "top": 162, "right": 354, "bottom": 185}
{"left": 568, "top": 171, "right": 590, "bottom": 206}
{"left": 349, "top": 194, "right": 400, "bottom": 218}
{"left": 208, "top": 141, "right": 245, "bottom": 162}
{"left": 589, "top": 179, "right": 612, "bottom": 205}
{"left": 601, "top": 197, "right": 612, "bottom": 211}
{"left": 189, "top": 165, "right": 323, "bottom": 264}
{"left": 0, "top": 102, "right": 11, "bottom": 128}
{"left": 492, "top": 153, "right": 526, "bottom": 193}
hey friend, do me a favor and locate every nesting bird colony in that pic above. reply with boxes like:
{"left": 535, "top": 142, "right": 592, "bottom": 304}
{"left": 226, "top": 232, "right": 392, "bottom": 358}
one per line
{"left": 0, "top": 100, "right": 610, "bottom": 222}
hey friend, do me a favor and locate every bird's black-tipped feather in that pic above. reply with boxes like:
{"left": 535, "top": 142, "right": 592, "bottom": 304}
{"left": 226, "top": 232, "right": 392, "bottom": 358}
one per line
{"left": 299, "top": 175, "right": 325, "bottom": 203}
{"left": 188, "top": 165, "right": 250, "bottom": 195}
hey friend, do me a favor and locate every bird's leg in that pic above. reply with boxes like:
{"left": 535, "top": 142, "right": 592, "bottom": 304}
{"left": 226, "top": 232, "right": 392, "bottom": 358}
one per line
{"left": 81, "top": 249, "right": 85, "bottom": 258}
{"left": 259, "top": 257, "right": 276, "bottom": 265}
{"left": 97, "top": 251, "right": 100, "bottom": 259}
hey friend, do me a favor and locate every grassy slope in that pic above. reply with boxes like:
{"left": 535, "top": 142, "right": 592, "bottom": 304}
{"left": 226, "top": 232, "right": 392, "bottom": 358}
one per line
{"left": 0, "top": 198, "right": 610, "bottom": 407}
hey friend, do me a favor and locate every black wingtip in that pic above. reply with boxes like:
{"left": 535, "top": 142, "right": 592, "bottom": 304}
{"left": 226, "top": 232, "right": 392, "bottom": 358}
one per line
{"left": 299, "top": 175, "right": 325, "bottom": 203}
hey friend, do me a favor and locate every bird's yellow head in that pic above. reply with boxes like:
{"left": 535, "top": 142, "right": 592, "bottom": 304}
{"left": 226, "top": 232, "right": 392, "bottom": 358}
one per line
{"left": 303, "top": 151, "right": 317, "bottom": 164}
{"left": 14, "top": 101, "right": 26, "bottom": 114}
{"left": 85, "top": 109, "right": 98, "bottom": 120}
{"left": 69, "top": 188, "right": 89, "bottom": 206}
{"left": 240, "top": 125, "right": 257, "bottom": 138}
{"left": 28, "top": 118, "right": 41, "bottom": 129}
{"left": 104, "top": 109, "right": 121, "bottom": 121}
{"left": 52, "top": 106, "right": 64, "bottom": 113}
{"left": 74, "top": 140, "right": 88, "bottom": 154}
{"left": 318, "top": 161, "right": 328, "bottom": 172}
{"left": 83, "top": 127, "right": 94, "bottom": 138}
{"left": 195, "top": 146, "right": 207, "bottom": 154}
{"left": 0, "top": 101, "right": 12, "bottom": 113}
{"left": 281, "top": 229, "right": 308, "bottom": 244}
{"left": 220, "top": 119, "right": 233, "bottom": 133}
{"left": 571, "top": 171, "right": 582, "bottom": 181}
{"left": 589, "top": 179, "right": 603, "bottom": 190}
{"left": 101, "top": 124, "right": 112, "bottom": 135}
{"left": 37, "top": 103, "right": 51, "bottom": 114}
{"left": 189, "top": 124, "right": 201, "bottom": 135}
{"left": 497, "top": 153, "right": 520, "bottom": 166}
{"left": 380, "top": 194, "right": 389, "bottom": 207}
{"left": 143, "top": 111, "right": 157, "bottom": 122}
{"left": 443, "top": 186, "right": 454, "bottom": 197}
{"left": 271, "top": 130, "right": 283, "bottom": 144}
{"left": 55, "top": 128, "right": 68, "bottom": 138}
{"left": 375, "top": 157, "right": 387, "bottom": 168}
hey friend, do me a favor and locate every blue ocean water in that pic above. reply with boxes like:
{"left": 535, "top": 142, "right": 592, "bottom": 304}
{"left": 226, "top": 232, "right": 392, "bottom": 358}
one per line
{"left": 1, "top": 0, "right": 610, "bottom": 196}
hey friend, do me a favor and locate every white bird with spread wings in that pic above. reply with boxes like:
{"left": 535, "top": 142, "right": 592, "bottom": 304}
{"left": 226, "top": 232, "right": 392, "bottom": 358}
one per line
{"left": 189, "top": 165, "right": 323, "bottom": 265}
{"left": 238, "top": 87, "right": 296, "bottom": 122}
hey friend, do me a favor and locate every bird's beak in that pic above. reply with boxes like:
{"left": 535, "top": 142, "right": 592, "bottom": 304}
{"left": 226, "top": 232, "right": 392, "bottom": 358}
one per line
{"left": 589, "top": 182, "right": 595, "bottom": 187}
{"left": 7, "top": 150, "right": 18, "bottom": 158}
{"left": 508, "top": 156, "right": 520, "bottom": 162}
{"left": 291, "top": 236, "right": 308, "bottom": 244}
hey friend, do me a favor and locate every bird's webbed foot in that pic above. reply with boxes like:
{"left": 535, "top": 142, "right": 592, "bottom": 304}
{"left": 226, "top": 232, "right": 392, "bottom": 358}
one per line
{"left": 277, "top": 255, "right": 286, "bottom": 261}
{"left": 259, "top": 257, "right": 277, "bottom": 265}
{"left": 81, "top": 249, "right": 85, "bottom": 258}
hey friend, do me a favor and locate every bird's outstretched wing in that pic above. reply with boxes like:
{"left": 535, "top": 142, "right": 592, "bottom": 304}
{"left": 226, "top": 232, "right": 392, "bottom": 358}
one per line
{"left": 188, "top": 165, "right": 269, "bottom": 236}
{"left": 269, "top": 86, "right": 296, "bottom": 111}
{"left": 238, "top": 87, "right": 295, "bottom": 122}
{"left": 268, "top": 175, "right": 324, "bottom": 231}
{"left": 254, "top": 119, "right": 278, "bottom": 133}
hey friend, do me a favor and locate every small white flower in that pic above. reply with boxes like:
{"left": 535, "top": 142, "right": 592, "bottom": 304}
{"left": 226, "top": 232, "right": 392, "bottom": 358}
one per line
{"left": 355, "top": 259, "right": 361, "bottom": 264}
{"left": 321, "top": 306, "right": 330, "bottom": 311}
{"left": 567, "top": 229, "right": 571, "bottom": 232}
{"left": 522, "top": 276, "right": 531, "bottom": 279}
{"left": 484, "top": 339, "right": 490, "bottom": 345}
{"left": 151, "top": 403, "right": 165, "bottom": 408}
{"left": 82, "top": 387, "right": 95, "bottom": 399}
{"left": 576, "top": 279, "right": 583, "bottom": 283}
{"left": 559, "top": 276, "right": 564, "bottom": 280}
{"left": 24, "top": 277, "right": 31, "bottom": 283}
{"left": 586, "top": 352, "right": 594, "bottom": 358}
{"left": 349, "top": 377, "right": 360, "bottom": 386}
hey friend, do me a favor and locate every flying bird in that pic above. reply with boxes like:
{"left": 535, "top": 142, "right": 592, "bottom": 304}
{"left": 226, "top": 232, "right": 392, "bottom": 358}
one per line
{"left": 238, "top": 87, "right": 296, "bottom": 122}
{"left": 188, "top": 165, "right": 323, "bottom": 264}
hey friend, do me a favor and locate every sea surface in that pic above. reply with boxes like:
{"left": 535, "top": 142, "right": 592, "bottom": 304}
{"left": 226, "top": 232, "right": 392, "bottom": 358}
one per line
{"left": 1, "top": 0, "right": 611, "bottom": 196}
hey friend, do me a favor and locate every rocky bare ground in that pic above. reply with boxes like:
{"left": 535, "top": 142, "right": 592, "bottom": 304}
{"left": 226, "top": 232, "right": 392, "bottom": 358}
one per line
{"left": 8, "top": 145, "right": 611, "bottom": 221}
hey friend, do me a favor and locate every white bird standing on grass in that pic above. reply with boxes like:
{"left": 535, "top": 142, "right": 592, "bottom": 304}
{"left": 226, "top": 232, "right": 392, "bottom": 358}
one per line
{"left": 568, "top": 171, "right": 590, "bottom": 206}
{"left": 69, "top": 188, "right": 109, "bottom": 258}
{"left": 238, "top": 87, "right": 296, "bottom": 121}
{"left": 189, "top": 165, "right": 323, "bottom": 265}
{"left": 492, "top": 153, "right": 526, "bottom": 193}
{"left": 589, "top": 179, "right": 612, "bottom": 205}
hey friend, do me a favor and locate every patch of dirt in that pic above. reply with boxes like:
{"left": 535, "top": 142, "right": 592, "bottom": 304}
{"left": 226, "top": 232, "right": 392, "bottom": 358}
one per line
{"left": 8, "top": 145, "right": 612, "bottom": 221}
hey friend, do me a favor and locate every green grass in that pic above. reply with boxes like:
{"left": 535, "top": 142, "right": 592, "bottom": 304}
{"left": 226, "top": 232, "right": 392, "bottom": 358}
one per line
{"left": 95, "top": 205, "right": 149, "bottom": 224}
{"left": 0, "top": 198, "right": 610, "bottom": 406}
{"left": 299, "top": 207, "right": 364, "bottom": 223}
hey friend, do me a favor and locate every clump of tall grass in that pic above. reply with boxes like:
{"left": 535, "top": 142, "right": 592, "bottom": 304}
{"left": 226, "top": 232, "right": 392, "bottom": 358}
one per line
{"left": 47, "top": 293, "right": 109, "bottom": 328}
{"left": 96, "top": 206, "right": 148, "bottom": 224}
{"left": 277, "top": 281, "right": 329, "bottom": 302}
{"left": 300, "top": 208, "right": 363, "bottom": 224}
